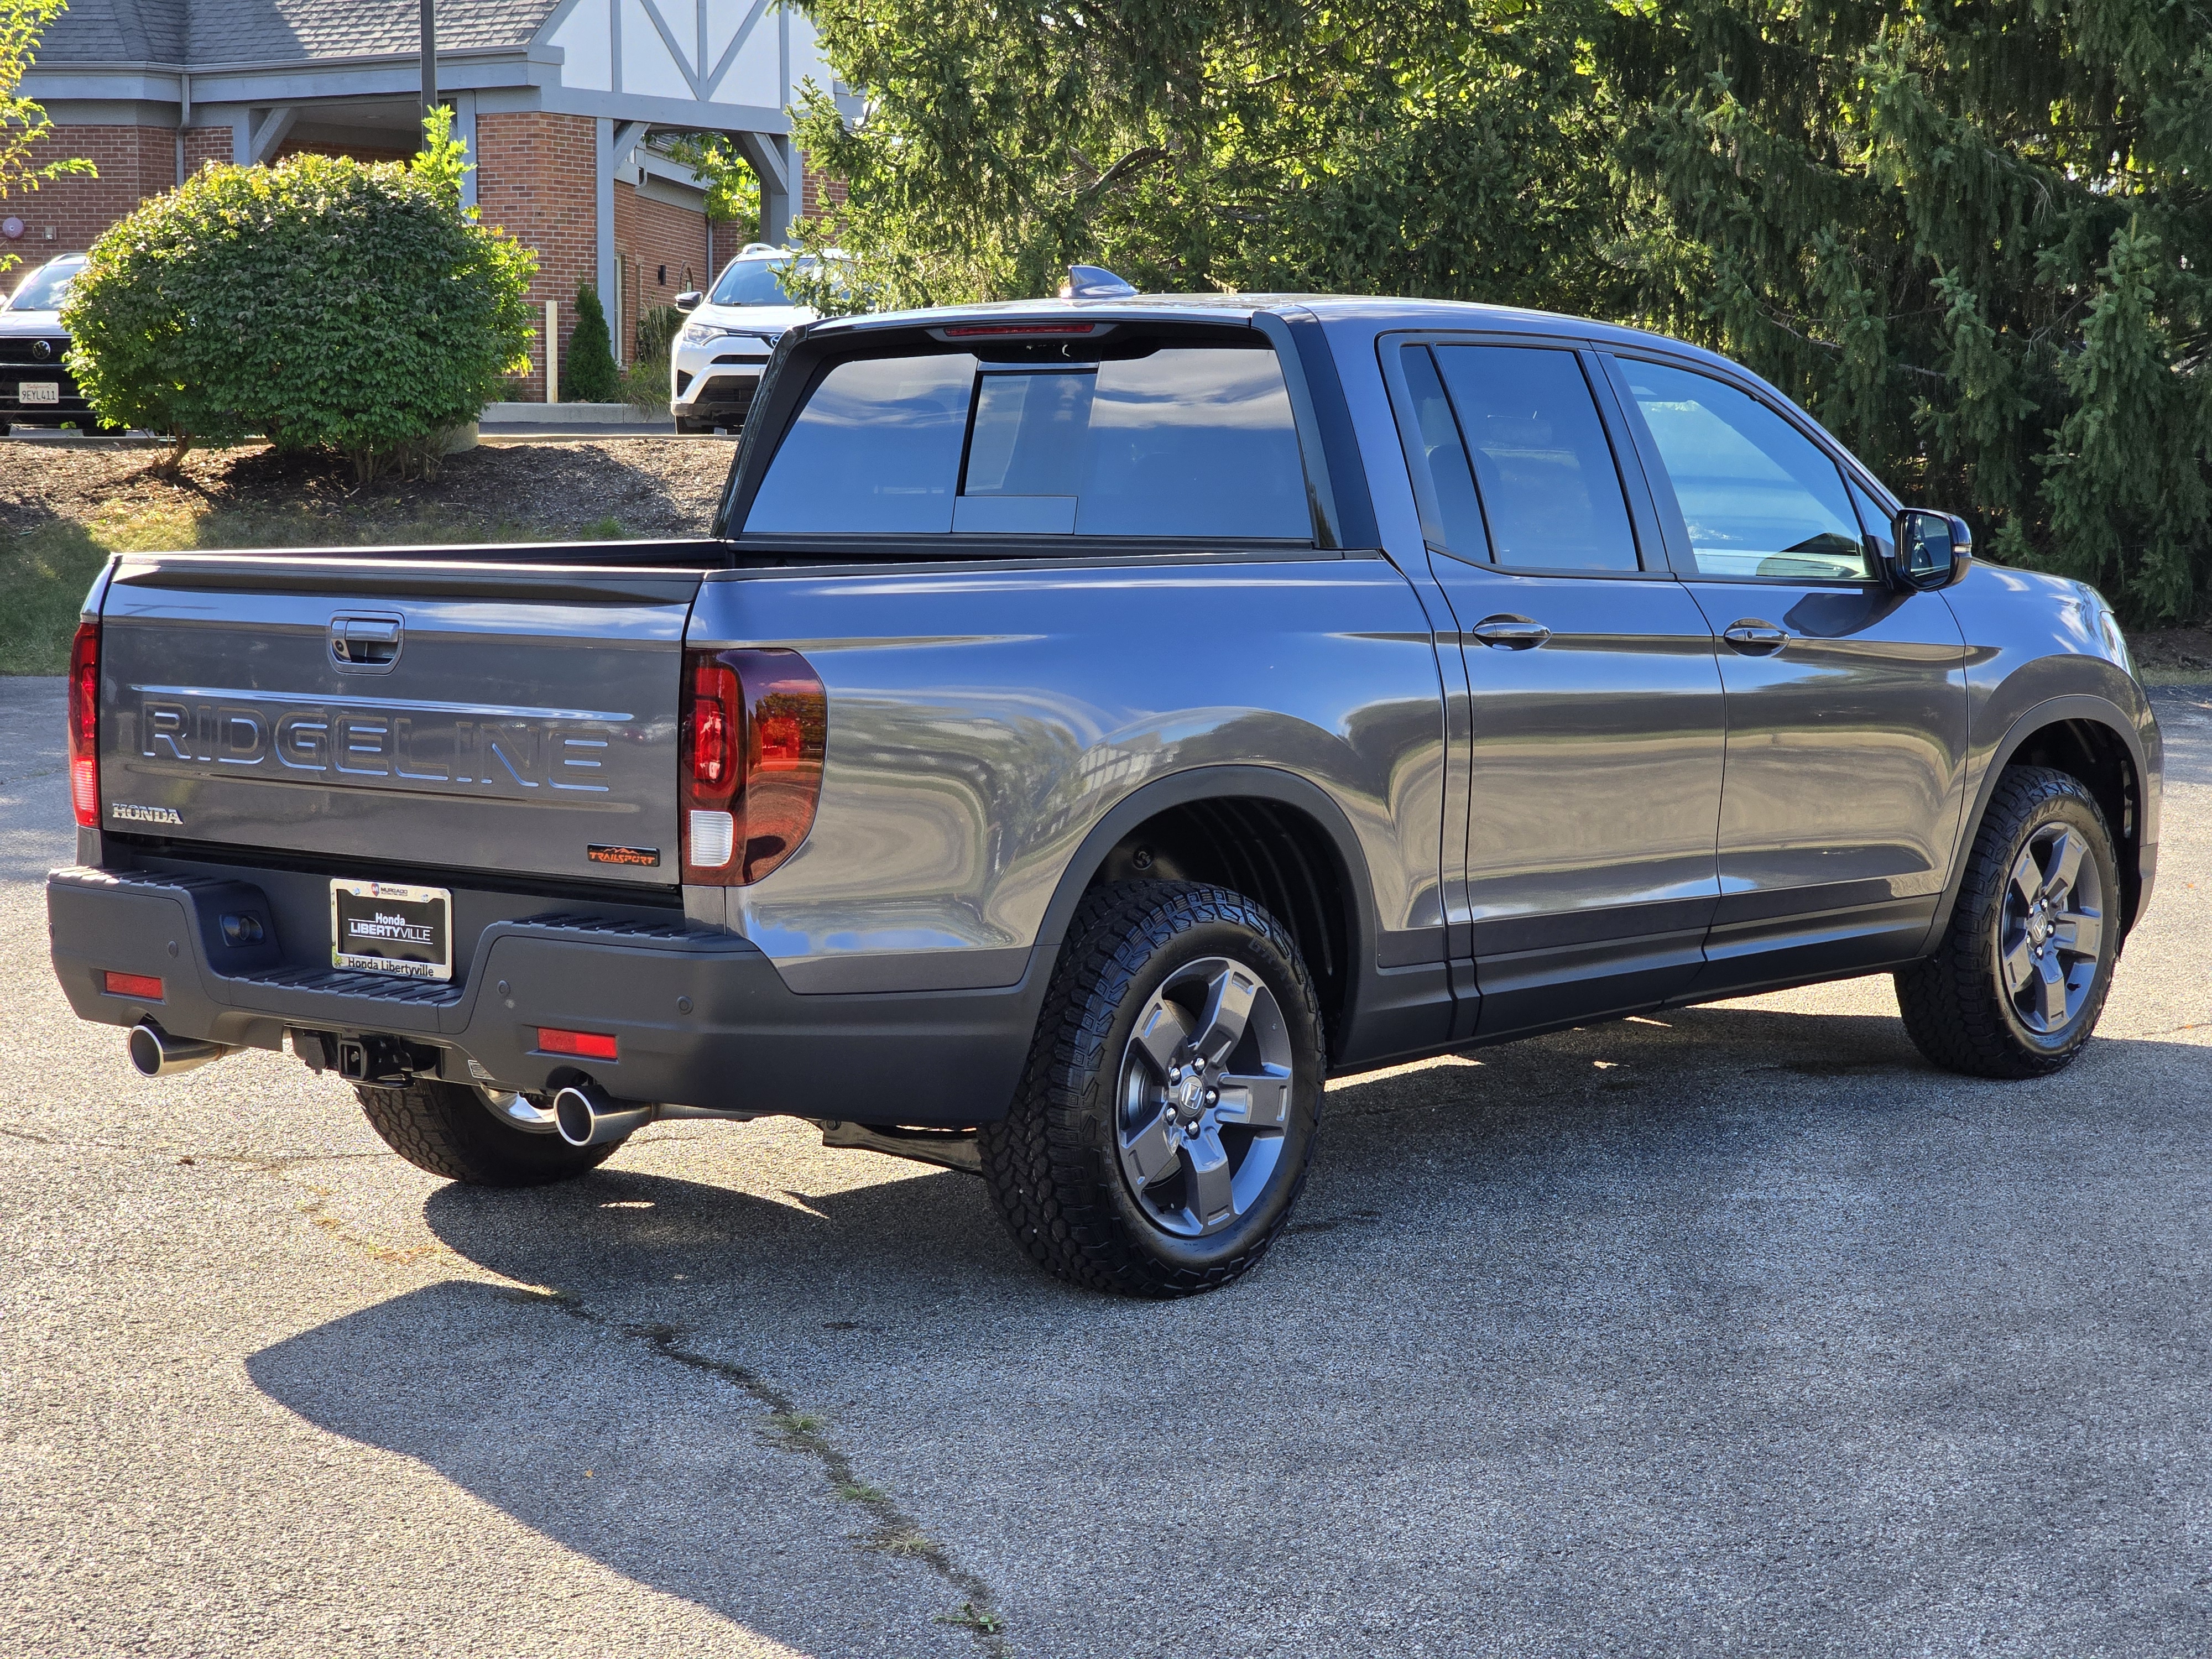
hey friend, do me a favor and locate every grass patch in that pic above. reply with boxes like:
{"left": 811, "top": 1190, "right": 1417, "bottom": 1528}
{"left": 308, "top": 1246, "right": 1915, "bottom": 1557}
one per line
{"left": 0, "top": 494, "right": 578, "bottom": 674}
{"left": 0, "top": 523, "right": 110, "bottom": 675}
{"left": 935, "top": 1603, "right": 1006, "bottom": 1635}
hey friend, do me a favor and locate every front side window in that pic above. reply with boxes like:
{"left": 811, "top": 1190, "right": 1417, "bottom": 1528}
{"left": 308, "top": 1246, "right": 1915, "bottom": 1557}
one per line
{"left": 1428, "top": 345, "right": 1641, "bottom": 572}
{"left": 1619, "top": 358, "right": 1871, "bottom": 581}
{"left": 744, "top": 340, "right": 1312, "bottom": 540}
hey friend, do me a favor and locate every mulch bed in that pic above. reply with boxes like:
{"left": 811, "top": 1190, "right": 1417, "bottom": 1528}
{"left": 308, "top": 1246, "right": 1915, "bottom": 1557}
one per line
{"left": 0, "top": 437, "right": 738, "bottom": 542}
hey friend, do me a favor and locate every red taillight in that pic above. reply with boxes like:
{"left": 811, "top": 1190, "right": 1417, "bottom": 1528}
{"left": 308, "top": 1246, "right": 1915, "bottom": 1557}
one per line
{"left": 536, "top": 1027, "right": 618, "bottom": 1061}
{"left": 67, "top": 619, "right": 98, "bottom": 829}
{"left": 102, "top": 970, "right": 164, "bottom": 1001}
{"left": 679, "top": 647, "right": 826, "bottom": 885}
{"left": 689, "top": 656, "right": 740, "bottom": 791}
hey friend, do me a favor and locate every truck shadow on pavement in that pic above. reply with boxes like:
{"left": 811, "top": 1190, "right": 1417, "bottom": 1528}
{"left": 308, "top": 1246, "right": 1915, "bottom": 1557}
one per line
{"left": 245, "top": 1001, "right": 2212, "bottom": 1653}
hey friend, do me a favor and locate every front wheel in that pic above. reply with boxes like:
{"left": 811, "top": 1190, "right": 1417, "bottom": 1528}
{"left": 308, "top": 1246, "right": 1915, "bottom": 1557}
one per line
{"left": 356, "top": 1078, "right": 624, "bottom": 1186}
{"left": 980, "top": 881, "right": 1326, "bottom": 1296}
{"left": 1896, "top": 766, "right": 2122, "bottom": 1078}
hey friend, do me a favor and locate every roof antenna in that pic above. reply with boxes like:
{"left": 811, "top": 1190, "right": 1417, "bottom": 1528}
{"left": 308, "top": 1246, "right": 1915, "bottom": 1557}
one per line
{"left": 1061, "top": 264, "right": 1139, "bottom": 300}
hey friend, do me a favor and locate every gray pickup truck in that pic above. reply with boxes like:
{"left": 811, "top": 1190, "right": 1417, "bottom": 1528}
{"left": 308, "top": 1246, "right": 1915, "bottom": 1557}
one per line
{"left": 48, "top": 281, "right": 2159, "bottom": 1296}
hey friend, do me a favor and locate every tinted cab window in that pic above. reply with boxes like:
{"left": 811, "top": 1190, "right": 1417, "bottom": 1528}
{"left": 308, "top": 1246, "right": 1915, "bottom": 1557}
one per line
{"left": 1615, "top": 359, "right": 1872, "bottom": 580}
{"left": 745, "top": 336, "right": 1312, "bottom": 540}
{"left": 1399, "top": 343, "right": 1641, "bottom": 572}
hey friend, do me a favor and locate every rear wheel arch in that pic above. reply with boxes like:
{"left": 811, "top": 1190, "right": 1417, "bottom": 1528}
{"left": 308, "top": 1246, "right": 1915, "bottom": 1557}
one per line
{"left": 1035, "top": 767, "right": 1376, "bottom": 1062}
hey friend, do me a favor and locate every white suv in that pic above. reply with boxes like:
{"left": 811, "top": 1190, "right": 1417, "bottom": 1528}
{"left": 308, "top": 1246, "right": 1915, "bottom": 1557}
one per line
{"left": 669, "top": 246, "right": 842, "bottom": 435}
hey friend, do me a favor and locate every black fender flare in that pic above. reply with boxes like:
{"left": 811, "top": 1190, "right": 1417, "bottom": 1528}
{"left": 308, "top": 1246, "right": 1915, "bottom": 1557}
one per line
{"left": 1033, "top": 763, "right": 1382, "bottom": 961}
{"left": 1928, "top": 692, "right": 2155, "bottom": 950}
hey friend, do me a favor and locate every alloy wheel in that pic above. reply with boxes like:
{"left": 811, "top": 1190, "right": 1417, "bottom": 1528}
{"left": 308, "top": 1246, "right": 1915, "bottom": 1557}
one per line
{"left": 1114, "top": 956, "right": 1296, "bottom": 1238}
{"left": 1998, "top": 821, "right": 2106, "bottom": 1036}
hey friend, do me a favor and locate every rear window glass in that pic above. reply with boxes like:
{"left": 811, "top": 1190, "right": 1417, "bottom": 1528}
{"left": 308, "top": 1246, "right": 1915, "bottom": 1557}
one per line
{"left": 745, "top": 354, "right": 976, "bottom": 534}
{"left": 743, "top": 340, "right": 1313, "bottom": 540}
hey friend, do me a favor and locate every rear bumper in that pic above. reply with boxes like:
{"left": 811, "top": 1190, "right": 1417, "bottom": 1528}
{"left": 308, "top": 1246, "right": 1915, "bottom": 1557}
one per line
{"left": 47, "top": 865, "right": 1037, "bottom": 1127}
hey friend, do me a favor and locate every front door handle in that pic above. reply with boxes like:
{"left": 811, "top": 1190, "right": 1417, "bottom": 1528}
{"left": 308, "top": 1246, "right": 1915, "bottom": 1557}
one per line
{"left": 1470, "top": 615, "right": 1552, "bottom": 650}
{"left": 1721, "top": 620, "right": 1790, "bottom": 655}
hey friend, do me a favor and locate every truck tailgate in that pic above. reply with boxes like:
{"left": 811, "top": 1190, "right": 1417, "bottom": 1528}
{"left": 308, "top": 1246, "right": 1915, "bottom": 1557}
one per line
{"left": 95, "top": 553, "right": 701, "bottom": 889}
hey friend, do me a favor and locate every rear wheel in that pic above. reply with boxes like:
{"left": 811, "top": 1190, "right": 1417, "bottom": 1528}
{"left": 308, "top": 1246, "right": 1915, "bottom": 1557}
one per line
{"left": 674, "top": 416, "right": 713, "bottom": 435}
{"left": 980, "top": 881, "right": 1326, "bottom": 1296}
{"left": 1896, "top": 766, "right": 2121, "bottom": 1078}
{"left": 356, "top": 1078, "right": 623, "bottom": 1186}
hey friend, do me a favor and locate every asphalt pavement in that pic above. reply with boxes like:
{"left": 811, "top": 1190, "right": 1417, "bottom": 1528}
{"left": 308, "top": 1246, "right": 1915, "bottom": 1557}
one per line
{"left": 6, "top": 674, "right": 2212, "bottom": 1657}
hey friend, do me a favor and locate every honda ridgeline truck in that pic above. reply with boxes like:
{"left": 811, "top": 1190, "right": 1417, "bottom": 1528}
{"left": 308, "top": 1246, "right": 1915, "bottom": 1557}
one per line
{"left": 48, "top": 277, "right": 2160, "bottom": 1296}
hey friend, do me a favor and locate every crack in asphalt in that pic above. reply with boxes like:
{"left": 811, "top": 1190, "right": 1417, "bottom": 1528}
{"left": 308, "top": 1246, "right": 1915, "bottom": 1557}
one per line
{"left": 133, "top": 1133, "right": 1013, "bottom": 1648}
{"left": 509, "top": 1285, "right": 1013, "bottom": 1655}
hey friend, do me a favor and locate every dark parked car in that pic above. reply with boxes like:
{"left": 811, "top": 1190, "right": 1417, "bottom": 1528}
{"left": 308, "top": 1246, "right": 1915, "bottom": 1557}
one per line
{"left": 48, "top": 278, "right": 2158, "bottom": 1296}
{"left": 0, "top": 254, "right": 101, "bottom": 434}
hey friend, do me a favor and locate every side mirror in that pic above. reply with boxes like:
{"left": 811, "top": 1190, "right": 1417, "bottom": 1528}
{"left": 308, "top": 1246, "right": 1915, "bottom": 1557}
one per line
{"left": 1891, "top": 508, "right": 1972, "bottom": 591}
{"left": 672, "top": 290, "right": 703, "bottom": 314}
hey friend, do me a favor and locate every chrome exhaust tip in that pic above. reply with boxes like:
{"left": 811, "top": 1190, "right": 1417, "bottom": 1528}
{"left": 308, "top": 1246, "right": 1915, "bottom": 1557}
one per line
{"left": 127, "top": 1020, "right": 233, "bottom": 1079}
{"left": 551, "top": 1081, "right": 654, "bottom": 1149}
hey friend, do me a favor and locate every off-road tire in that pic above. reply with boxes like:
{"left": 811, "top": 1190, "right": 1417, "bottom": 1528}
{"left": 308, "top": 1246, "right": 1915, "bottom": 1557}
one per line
{"left": 979, "top": 880, "right": 1327, "bottom": 1297}
{"left": 1896, "top": 766, "right": 2121, "bottom": 1079}
{"left": 355, "top": 1078, "right": 622, "bottom": 1186}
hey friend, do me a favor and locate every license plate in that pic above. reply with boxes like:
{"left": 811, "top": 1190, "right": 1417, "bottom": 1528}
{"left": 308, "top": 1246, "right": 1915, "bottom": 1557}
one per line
{"left": 17, "top": 381, "right": 58, "bottom": 404}
{"left": 330, "top": 879, "right": 452, "bottom": 980}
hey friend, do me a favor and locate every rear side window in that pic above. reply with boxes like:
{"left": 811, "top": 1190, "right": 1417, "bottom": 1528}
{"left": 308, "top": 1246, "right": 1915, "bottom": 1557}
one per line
{"left": 1425, "top": 345, "right": 1641, "bottom": 572}
{"left": 1618, "top": 358, "right": 1871, "bottom": 581}
{"left": 1398, "top": 346, "right": 1488, "bottom": 559}
{"left": 744, "top": 340, "right": 1312, "bottom": 540}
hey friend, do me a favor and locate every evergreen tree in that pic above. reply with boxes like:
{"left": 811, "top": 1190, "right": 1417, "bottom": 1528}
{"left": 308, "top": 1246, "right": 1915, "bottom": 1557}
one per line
{"left": 792, "top": 0, "right": 2212, "bottom": 618}
{"left": 1603, "top": 0, "right": 2212, "bottom": 619}
{"left": 787, "top": 1, "right": 1622, "bottom": 318}
{"left": 561, "top": 282, "right": 622, "bottom": 403}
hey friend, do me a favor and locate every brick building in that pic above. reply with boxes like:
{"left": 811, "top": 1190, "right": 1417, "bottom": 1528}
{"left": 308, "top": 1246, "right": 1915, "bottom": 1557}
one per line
{"left": 21, "top": 1, "right": 856, "bottom": 398}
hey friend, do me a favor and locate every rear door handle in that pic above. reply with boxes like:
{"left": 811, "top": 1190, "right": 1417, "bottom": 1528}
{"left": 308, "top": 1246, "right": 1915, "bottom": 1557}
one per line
{"left": 1721, "top": 620, "right": 1790, "bottom": 654}
{"left": 1469, "top": 615, "right": 1552, "bottom": 650}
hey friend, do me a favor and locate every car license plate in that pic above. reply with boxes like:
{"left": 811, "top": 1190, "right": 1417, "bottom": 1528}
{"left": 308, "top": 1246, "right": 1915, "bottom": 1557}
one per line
{"left": 330, "top": 879, "right": 452, "bottom": 980}
{"left": 17, "top": 381, "right": 58, "bottom": 404}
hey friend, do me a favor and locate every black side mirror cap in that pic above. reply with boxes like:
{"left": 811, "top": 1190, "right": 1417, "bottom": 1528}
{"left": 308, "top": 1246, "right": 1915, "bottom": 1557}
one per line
{"left": 1891, "top": 508, "right": 1973, "bottom": 591}
{"left": 673, "top": 290, "right": 703, "bottom": 313}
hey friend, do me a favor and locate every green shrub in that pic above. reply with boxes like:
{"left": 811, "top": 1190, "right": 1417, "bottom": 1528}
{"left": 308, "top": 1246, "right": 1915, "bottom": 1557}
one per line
{"left": 623, "top": 302, "right": 682, "bottom": 414}
{"left": 561, "top": 283, "right": 622, "bottom": 403}
{"left": 62, "top": 109, "right": 534, "bottom": 477}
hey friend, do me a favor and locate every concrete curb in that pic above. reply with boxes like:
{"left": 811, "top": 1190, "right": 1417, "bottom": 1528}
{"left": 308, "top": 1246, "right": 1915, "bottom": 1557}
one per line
{"left": 478, "top": 401, "right": 665, "bottom": 426}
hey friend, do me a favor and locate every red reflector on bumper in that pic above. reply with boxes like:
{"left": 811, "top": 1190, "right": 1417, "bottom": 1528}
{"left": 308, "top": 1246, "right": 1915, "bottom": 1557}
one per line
{"left": 537, "top": 1027, "right": 618, "bottom": 1061}
{"left": 102, "top": 970, "right": 164, "bottom": 1001}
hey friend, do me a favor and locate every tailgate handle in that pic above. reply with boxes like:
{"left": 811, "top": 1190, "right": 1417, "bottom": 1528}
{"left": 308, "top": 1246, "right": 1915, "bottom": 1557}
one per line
{"left": 331, "top": 614, "right": 403, "bottom": 670}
